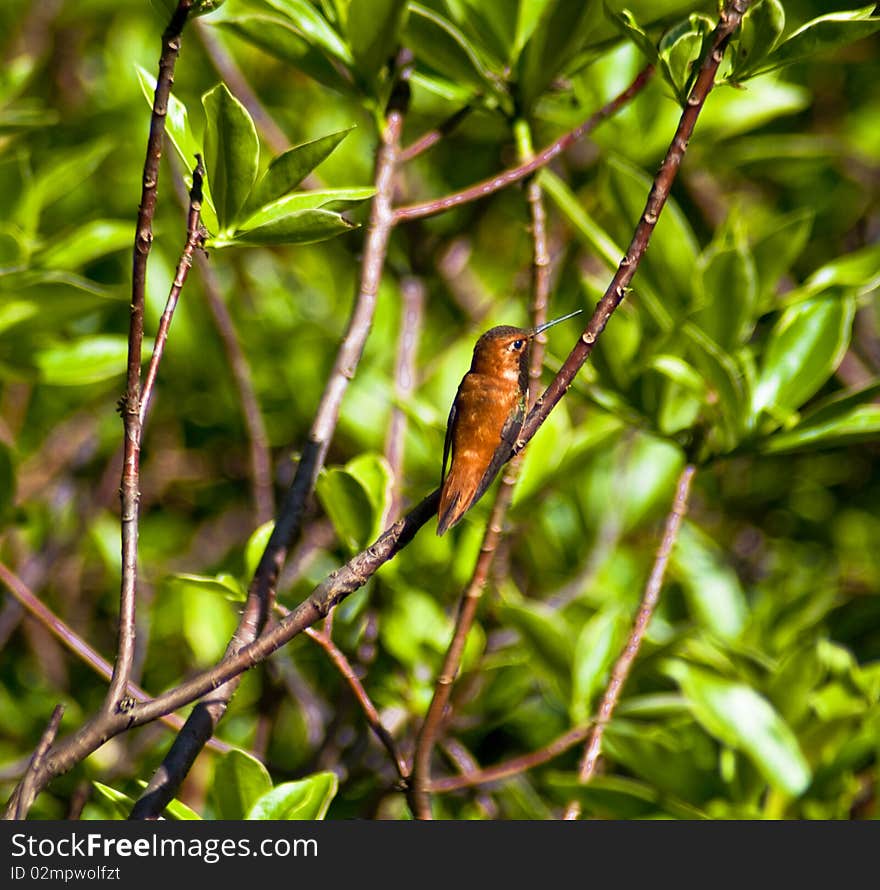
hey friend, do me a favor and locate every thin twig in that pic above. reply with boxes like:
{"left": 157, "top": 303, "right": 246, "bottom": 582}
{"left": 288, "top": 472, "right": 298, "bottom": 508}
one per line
{"left": 4, "top": 705, "right": 64, "bottom": 821}
{"left": 399, "top": 105, "right": 473, "bottom": 163}
{"left": 304, "top": 627, "right": 408, "bottom": 782}
{"left": 392, "top": 65, "right": 654, "bottom": 225}
{"left": 139, "top": 155, "right": 206, "bottom": 426}
{"left": 562, "top": 464, "right": 696, "bottom": 820}
{"left": 430, "top": 723, "right": 594, "bottom": 792}
{"left": 108, "top": 0, "right": 193, "bottom": 713}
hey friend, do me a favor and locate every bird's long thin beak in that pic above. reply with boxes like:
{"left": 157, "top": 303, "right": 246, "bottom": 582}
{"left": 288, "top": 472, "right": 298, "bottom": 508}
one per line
{"left": 532, "top": 309, "right": 583, "bottom": 336}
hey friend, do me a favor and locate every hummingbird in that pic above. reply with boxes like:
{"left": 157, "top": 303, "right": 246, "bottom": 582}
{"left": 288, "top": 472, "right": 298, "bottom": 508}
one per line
{"left": 437, "top": 309, "right": 582, "bottom": 535}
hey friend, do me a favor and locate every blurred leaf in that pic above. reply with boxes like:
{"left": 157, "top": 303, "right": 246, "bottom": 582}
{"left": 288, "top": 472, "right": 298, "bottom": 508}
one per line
{"left": 0, "top": 444, "right": 14, "bottom": 519}
{"left": 802, "top": 241, "right": 880, "bottom": 299}
{"left": 176, "top": 575, "right": 241, "bottom": 662}
{"left": 406, "top": 4, "right": 503, "bottom": 94}
{"left": 604, "top": 5, "right": 660, "bottom": 67}
{"left": 203, "top": 83, "right": 260, "bottom": 230}
{"left": 672, "top": 522, "right": 748, "bottom": 640}
{"left": 761, "top": 383, "right": 880, "bottom": 454}
{"left": 346, "top": 0, "right": 408, "bottom": 85}
{"left": 668, "top": 662, "right": 811, "bottom": 796}
{"left": 499, "top": 599, "right": 575, "bottom": 692}
{"left": 260, "top": 0, "right": 353, "bottom": 63}
{"left": 693, "top": 241, "right": 758, "bottom": 350}
{"left": 36, "top": 220, "right": 132, "bottom": 270}
{"left": 35, "top": 336, "right": 152, "bottom": 387}
{"left": 517, "top": 0, "right": 600, "bottom": 111}
{"left": 92, "top": 783, "right": 133, "bottom": 819}
{"left": 172, "top": 572, "right": 247, "bottom": 602}
{"left": 244, "top": 127, "right": 354, "bottom": 215}
{"left": 247, "top": 771, "right": 338, "bottom": 819}
{"left": 751, "top": 209, "right": 813, "bottom": 307}
{"left": 216, "top": 14, "right": 356, "bottom": 96}
{"left": 570, "top": 605, "right": 629, "bottom": 723}
{"left": 212, "top": 749, "right": 273, "bottom": 819}
{"left": 753, "top": 6, "right": 880, "bottom": 77}
{"left": 752, "top": 293, "right": 856, "bottom": 424}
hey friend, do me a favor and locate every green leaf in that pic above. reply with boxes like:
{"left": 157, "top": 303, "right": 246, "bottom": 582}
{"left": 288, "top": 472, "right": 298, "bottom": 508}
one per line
{"left": 238, "top": 187, "right": 374, "bottom": 231}
{"left": 761, "top": 383, "right": 880, "bottom": 454}
{"left": 244, "top": 127, "right": 354, "bottom": 216}
{"left": 212, "top": 749, "right": 273, "bottom": 820}
{"left": 667, "top": 662, "right": 811, "bottom": 796}
{"left": 406, "top": 4, "right": 503, "bottom": 94}
{"left": 260, "top": 0, "right": 353, "bottom": 63}
{"left": 231, "top": 208, "right": 357, "bottom": 246}
{"left": 244, "top": 521, "right": 275, "bottom": 582}
{"left": 730, "top": 0, "right": 785, "bottom": 79}
{"left": 136, "top": 67, "right": 219, "bottom": 232}
{"left": 171, "top": 572, "right": 247, "bottom": 601}
{"left": 215, "top": 14, "right": 356, "bottom": 95}
{"left": 246, "top": 771, "right": 338, "bottom": 819}
{"left": 92, "top": 782, "right": 134, "bottom": 819}
{"left": 672, "top": 522, "right": 748, "bottom": 640}
{"left": 657, "top": 14, "right": 714, "bottom": 104}
{"left": 570, "top": 606, "right": 629, "bottom": 723}
{"left": 36, "top": 220, "right": 132, "bottom": 270}
{"left": 751, "top": 209, "right": 813, "bottom": 307}
{"left": 517, "top": 0, "right": 600, "bottom": 111}
{"left": 802, "top": 241, "right": 880, "bottom": 299}
{"left": 316, "top": 453, "right": 393, "bottom": 551}
{"left": 693, "top": 241, "right": 758, "bottom": 350}
{"left": 754, "top": 6, "right": 880, "bottom": 77}
{"left": 499, "top": 599, "right": 575, "bottom": 689}
{"left": 604, "top": 5, "right": 660, "bottom": 67}
{"left": 35, "top": 335, "right": 152, "bottom": 387}
{"left": 346, "top": 0, "right": 408, "bottom": 84}
{"left": 203, "top": 83, "right": 260, "bottom": 230}
{"left": 752, "top": 293, "right": 856, "bottom": 423}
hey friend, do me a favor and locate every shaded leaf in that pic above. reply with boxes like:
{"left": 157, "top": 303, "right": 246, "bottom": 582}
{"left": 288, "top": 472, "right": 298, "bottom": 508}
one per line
{"left": 212, "top": 749, "right": 273, "bottom": 820}
{"left": 347, "top": 0, "right": 408, "bottom": 84}
{"left": 35, "top": 336, "right": 152, "bottom": 387}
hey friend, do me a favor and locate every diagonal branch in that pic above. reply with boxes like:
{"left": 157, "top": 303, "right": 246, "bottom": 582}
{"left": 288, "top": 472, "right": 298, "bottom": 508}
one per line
{"left": 563, "top": 464, "right": 696, "bottom": 820}
{"left": 392, "top": 65, "right": 654, "bottom": 225}
{"left": 3, "top": 705, "right": 64, "bottom": 821}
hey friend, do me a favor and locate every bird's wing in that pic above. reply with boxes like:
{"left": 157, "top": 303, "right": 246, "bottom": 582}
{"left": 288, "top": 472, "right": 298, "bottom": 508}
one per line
{"left": 469, "top": 400, "right": 524, "bottom": 508}
{"left": 440, "top": 398, "right": 457, "bottom": 487}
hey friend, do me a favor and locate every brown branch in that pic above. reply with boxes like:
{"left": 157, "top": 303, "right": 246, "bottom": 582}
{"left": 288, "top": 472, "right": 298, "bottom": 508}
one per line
{"left": 108, "top": 0, "right": 193, "bottom": 713}
{"left": 197, "top": 254, "right": 275, "bottom": 525}
{"left": 430, "top": 723, "right": 594, "bottom": 793}
{"left": 408, "top": 121, "right": 554, "bottom": 819}
{"left": 139, "top": 155, "right": 206, "bottom": 427}
{"left": 563, "top": 464, "right": 696, "bottom": 820}
{"left": 304, "top": 627, "right": 408, "bottom": 782}
{"left": 0, "top": 561, "right": 230, "bottom": 753}
{"left": 399, "top": 105, "right": 473, "bottom": 163}
{"left": 3, "top": 705, "right": 64, "bottom": 821}
{"left": 392, "top": 65, "right": 654, "bottom": 225}
{"left": 7, "top": 3, "right": 745, "bottom": 813}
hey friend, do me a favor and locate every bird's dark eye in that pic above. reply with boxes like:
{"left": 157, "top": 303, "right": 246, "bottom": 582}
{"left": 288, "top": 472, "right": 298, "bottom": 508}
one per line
{"left": 512, "top": 339, "right": 524, "bottom": 350}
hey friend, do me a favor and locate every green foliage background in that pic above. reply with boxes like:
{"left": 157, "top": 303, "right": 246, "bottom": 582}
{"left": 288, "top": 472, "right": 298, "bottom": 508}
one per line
{"left": 0, "top": 0, "right": 879, "bottom": 819}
